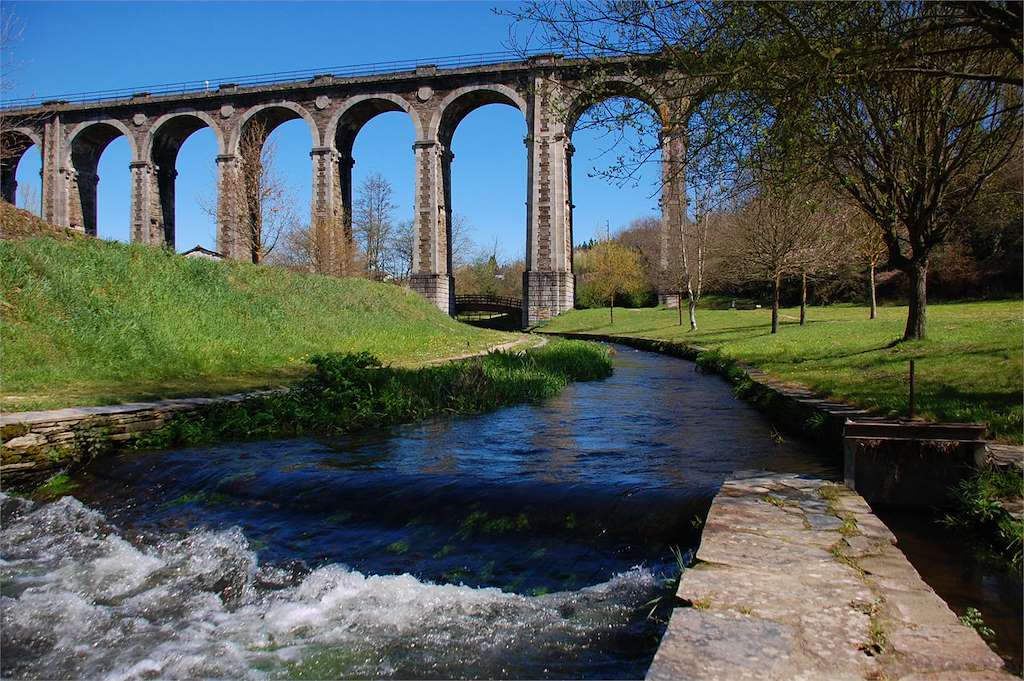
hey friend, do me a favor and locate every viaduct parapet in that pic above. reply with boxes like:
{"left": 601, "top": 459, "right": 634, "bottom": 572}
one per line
{"left": 0, "top": 54, "right": 687, "bottom": 325}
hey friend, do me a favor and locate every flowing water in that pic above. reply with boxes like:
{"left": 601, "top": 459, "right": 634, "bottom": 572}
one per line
{"left": 2, "top": 345, "right": 842, "bottom": 679}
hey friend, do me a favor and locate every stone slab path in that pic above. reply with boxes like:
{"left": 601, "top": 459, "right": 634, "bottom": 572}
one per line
{"left": 646, "top": 472, "right": 1013, "bottom": 681}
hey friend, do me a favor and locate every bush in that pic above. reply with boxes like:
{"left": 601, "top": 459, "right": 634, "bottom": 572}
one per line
{"left": 134, "top": 340, "right": 613, "bottom": 449}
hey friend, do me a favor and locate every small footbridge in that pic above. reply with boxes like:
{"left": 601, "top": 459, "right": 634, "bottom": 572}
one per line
{"left": 454, "top": 294, "right": 523, "bottom": 329}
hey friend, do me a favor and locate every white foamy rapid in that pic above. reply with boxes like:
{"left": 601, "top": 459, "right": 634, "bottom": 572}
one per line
{"left": 0, "top": 493, "right": 661, "bottom": 680}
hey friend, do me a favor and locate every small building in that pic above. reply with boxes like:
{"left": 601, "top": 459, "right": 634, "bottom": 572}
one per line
{"left": 181, "top": 245, "right": 224, "bottom": 260}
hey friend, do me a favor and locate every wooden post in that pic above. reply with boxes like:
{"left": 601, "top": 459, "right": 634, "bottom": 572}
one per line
{"left": 908, "top": 359, "right": 916, "bottom": 420}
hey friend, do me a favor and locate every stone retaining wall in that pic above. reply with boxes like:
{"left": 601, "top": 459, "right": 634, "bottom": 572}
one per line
{"left": 646, "top": 472, "right": 1014, "bottom": 680}
{"left": 0, "top": 391, "right": 278, "bottom": 487}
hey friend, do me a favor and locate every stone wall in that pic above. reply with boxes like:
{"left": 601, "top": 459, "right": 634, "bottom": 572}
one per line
{"left": 0, "top": 391, "right": 277, "bottom": 488}
{"left": 646, "top": 472, "right": 1014, "bottom": 680}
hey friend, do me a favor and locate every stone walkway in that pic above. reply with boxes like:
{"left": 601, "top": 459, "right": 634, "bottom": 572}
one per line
{"left": 646, "top": 472, "right": 1013, "bottom": 681}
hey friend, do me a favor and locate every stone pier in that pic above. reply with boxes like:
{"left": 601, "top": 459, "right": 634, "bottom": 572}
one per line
{"left": 646, "top": 472, "right": 1013, "bottom": 680}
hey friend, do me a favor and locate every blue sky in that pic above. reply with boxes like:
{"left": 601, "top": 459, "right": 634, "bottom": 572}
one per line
{"left": 8, "top": 1, "right": 662, "bottom": 260}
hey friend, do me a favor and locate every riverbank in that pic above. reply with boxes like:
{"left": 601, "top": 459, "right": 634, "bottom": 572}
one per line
{"left": 538, "top": 301, "right": 1023, "bottom": 443}
{"left": 647, "top": 472, "right": 1017, "bottom": 679}
{"left": 0, "top": 235, "right": 514, "bottom": 412}
{"left": 3, "top": 339, "right": 610, "bottom": 490}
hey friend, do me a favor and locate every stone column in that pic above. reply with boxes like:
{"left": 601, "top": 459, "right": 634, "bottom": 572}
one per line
{"left": 658, "top": 126, "right": 687, "bottom": 308}
{"left": 156, "top": 166, "right": 178, "bottom": 247}
{"left": 338, "top": 154, "right": 355, "bottom": 275}
{"left": 310, "top": 146, "right": 352, "bottom": 275}
{"left": 41, "top": 116, "right": 69, "bottom": 229}
{"left": 68, "top": 170, "right": 99, "bottom": 236}
{"left": 409, "top": 139, "right": 454, "bottom": 314}
{"left": 129, "top": 160, "right": 161, "bottom": 245}
{"left": 523, "top": 75, "right": 575, "bottom": 326}
{"left": 215, "top": 154, "right": 243, "bottom": 259}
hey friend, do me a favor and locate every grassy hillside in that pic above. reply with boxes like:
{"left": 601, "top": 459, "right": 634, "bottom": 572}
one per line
{"left": 0, "top": 201, "right": 82, "bottom": 241}
{"left": 1, "top": 237, "right": 513, "bottom": 411}
{"left": 540, "top": 302, "right": 1023, "bottom": 442}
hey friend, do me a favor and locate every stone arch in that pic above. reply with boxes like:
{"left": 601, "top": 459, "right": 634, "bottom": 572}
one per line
{"left": 146, "top": 112, "right": 226, "bottom": 249}
{"left": 146, "top": 110, "right": 226, "bottom": 160}
{"left": 564, "top": 78, "right": 666, "bottom": 137}
{"left": 66, "top": 119, "right": 139, "bottom": 164}
{"left": 327, "top": 93, "right": 423, "bottom": 152}
{"left": 0, "top": 127, "right": 44, "bottom": 205}
{"left": 230, "top": 101, "right": 320, "bottom": 153}
{"left": 66, "top": 119, "right": 138, "bottom": 237}
{"left": 430, "top": 84, "right": 528, "bottom": 145}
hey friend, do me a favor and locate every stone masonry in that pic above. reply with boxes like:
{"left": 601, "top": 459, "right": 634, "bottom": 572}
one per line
{"left": 0, "top": 391, "right": 278, "bottom": 487}
{"left": 646, "top": 472, "right": 1014, "bottom": 680}
{"left": 0, "top": 55, "right": 688, "bottom": 326}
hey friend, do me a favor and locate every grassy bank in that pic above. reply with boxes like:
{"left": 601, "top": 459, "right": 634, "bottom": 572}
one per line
{"left": 1, "top": 237, "right": 513, "bottom": 411}
{"left": 539, "top": 301, "right": 1023, "bottom": 442}
{"left": 134, "top": 340, "right": 612, "bottom": 450}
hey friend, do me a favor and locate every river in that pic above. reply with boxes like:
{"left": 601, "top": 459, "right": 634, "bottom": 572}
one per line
{"left": 4, "top": 345, "right": 1009, "bottom": 679}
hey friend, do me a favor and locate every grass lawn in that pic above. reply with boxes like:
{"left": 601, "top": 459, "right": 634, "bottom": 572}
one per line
{"left": 539, "top": 300, "right": 1023, "bottom": 443}
{"left": 1, "top": 238, "right": 515, "bottom": 411}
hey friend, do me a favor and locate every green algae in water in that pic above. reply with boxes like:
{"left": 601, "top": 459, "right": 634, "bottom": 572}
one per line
{"left": 34, "top": 474, "right": 77, "bottom": 500}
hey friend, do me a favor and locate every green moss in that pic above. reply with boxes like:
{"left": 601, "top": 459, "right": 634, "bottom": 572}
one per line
{"left": 385, "top": 540, "right": 410, "bottom": 555}
{"left": 34, "top": 473, "right": 76, "bottom": 499}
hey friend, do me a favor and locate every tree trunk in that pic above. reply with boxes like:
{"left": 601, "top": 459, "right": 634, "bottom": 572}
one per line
{"left": 903, "top": 260, "right": 927, "bottom": 340}
{"left": 609, "top": 293, "right": 614, "bottom": 325}
{"left": 799, "top": 272, "right": 807, "bottom": 326}
{"left": 771, "top": 273, "right": 780, "bottom": 334}
{"left": 869, "top": 264, "right": 877, "bottom": 320}
{"left": 688, "top": 298, "right": 698, "bottom": 330}
{"left": 678, "top": 292, "right": 683, "bottom": 326}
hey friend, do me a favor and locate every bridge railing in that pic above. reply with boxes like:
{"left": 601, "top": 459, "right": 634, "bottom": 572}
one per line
{"left": 0, "top": 47, "right": 630, "bottom": 111}
{"left": 454, "top": 294, "right": 523, "bottom": 312}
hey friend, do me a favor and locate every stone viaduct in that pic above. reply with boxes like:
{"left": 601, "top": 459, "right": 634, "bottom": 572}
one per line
{"left": 0, "top": 53, "right": 687, "bottom": 325}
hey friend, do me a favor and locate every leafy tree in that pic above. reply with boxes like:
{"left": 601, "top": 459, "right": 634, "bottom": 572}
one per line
{"left": 506, "top": 0, "right": 1022, "bottom": 340}
{"left": 586, "top": 239, "right": 646, "bottom": 323}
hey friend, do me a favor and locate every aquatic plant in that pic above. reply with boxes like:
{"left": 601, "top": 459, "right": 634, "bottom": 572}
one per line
{"left": 943, "top": 466, "right": 1023, "bottom": 569}
{"left": 133, "top": 340, "right": 613, "bottom": 450}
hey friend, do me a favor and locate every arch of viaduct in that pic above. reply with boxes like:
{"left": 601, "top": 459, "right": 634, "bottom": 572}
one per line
{"left": 0, "top": 54, "right": 687, "bottom": 325}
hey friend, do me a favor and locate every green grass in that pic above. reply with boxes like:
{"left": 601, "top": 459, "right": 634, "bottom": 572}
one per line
{"left": 0, "top": 238, "right": 514, "bottom": 411}
{"left": 539, "top": 301, "right": 1023, "bottom": 442}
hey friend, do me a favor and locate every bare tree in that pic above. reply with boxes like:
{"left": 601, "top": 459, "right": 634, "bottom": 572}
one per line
{"left": 449, "top": 213, "right": 476, "bottom": 271}
{"left": 384, "top": 218, "right": 415, "bottom": 283}
{"left": 353, "top": 172, "right": 396, "bottom": 280}
{"left": 674, "top": 192, "right": 715, "bottom": 330}
{"left": 725, "top": 185, "right": 826, "bottom": 334}
{"left": 848, "top": 205, "right": 890, "bottom": 320}
{"left": 209, "top": 120, "right": 297, "bottom": 264}
{"left": 17, "top": 180, "right": 38, "bottom": 215}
